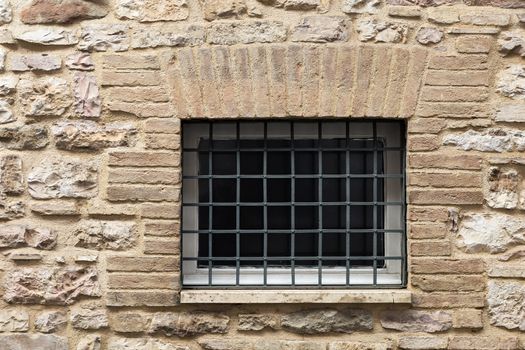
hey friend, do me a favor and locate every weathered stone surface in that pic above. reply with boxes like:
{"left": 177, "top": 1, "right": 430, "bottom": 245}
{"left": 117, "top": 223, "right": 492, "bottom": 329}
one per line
{"left": 416, "top": 27, "right": 443, "bottom": 45}
{"left": 9, "top": 54, "right": 61, "bottom": 72}
{"left": 0, "top": 28, "right": 14, "bottom": 44}
{"left": 77, "top": 334, "right": 101, "bottom": 350}
{"left": 329, "top": 342, "right": 394, "bottom": 350}
{"left": 21, "top": 0, "right": 107, "bottom": 24}
{"left": 496, "top": 103, "right": 525, "bottom": 122}
{"left": 238, "top": 314, "right": 280, "bottom": 331}
{"left": 497, "top": 65, "right": 525, "bottom": 99}
{"left": 109, "top": 338, "right": 190, "bottom": 350}
{"left": 148, "top": 312, "right": 230, "bottom": 337}
{"left": 110, "top": 312, "right": 147, "bottom": 333}
{"left": 19, "top": 78, "right": 71, "bottom": 117}
{"left": 357, "top": 19, "right": 408, "bottom": 43}
{"left": 487, "top": 281, "right": 525, "bottom": 331}
{"left": 35, "top": 311, "right": 67, "bottom": 333}
{"left": 0, "top": 155, "right": 22, "bottom": 194}
{"left": 0, "top": 125, "right": 49, "bottom": 150}
{"left": 31, "top": 201, "right": 79, "bottom": 216}
{"left": 25, "top": 227, "right": 57, "bottom": 249}
{"left": 0, "top": 99, "right": 14, "bottom": 124}
{"left": 0, "top": 225, "right": 25, "bottom": 248}
{"left": 499, "top": 31, "right": 525, "bottom": 56}
{"left": 73, "top": 220, "right": 136, "bottom": 250}
{"left": 0, "top": 334, "right": 68, "bottom": 350}
{"left": 52, "top": 120, "right": 136, "bottom": 151}
{"left": 71, "top": 308, "right": 108, "bottom": 330}
{"left": 398, "top": 336, "right": 447, "bottom": 350}
{"left": 207, "top": 21, "right": 287, "bottom": 45}
{"left": 0, "top": 310, "right": 29, "bottom": 332}
{"left": 457, "top": 212, "right": 525, "bottom": 253}
{"left": 201, "top": 0, "right": 247, "bottom": 20}
{"left": 28, "top": 157, "right": 98, "bottom": 199}
{"left": 281, "top": 309, "right": 373, "bottom": 334}
{"left": 291, "top": 16, "right": 348, "bottom": 43}
{"left": 0, "top": 199, "right": 25, "bottom": 221}
{"left": 486, "top": 167, "right": 522, "bottom": 209}
{"left": 79, "top": 24, "right": 129, "bottom": 52}
{"left": 131, "top": 25, "right": 205, "bottom": 48}
{"left": 116, "top": 0, "right": 189, "bottom": 22}
{"left": 200, "top": 339, "right": 326, "bottom": 350}
{"left": 444, "top": 128, "right": 525, "bottom": 152}
{"left": 264, "top": 0, "right": 327, "bottom": 10}
{"left": 342, "top": 0, "right": 380, "bottom": 13}
{"left": 14, "top": 28, "right": 79, "bottom": 45}
{"left": 3, "top": 265, "right": 101, "bottom": 304}
{"left": 73, "top": 73, "right": 101, "bottom": 117}
{"left": 0, "top": 0, "right": 12, "bottom": 24}
{"left": 381, "top": 310, "right": 452, "bottom": 332}
{"left": 0, "top": 76, "right": 18, "bottom": 96}
{"left": 66, "top": 52, "right": 94, "bottom": 71}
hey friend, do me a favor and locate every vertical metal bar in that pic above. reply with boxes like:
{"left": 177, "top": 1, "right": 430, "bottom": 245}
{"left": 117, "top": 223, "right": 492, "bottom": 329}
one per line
{"left": 208, "top": 122, "right": 213, "bottom": 286}
{"left": 372, "top": 121, "right": 378, "bottom": 286}
{"left": 318, "top": 121, "right": 323, "bottom": 286}
{"left": 290, "top": 122, "right": 296, "bottom": 286}
{"left": 235, "top": 122, "right": 241, "bottom": 286}
{"left": 263, "top": 122, "right": 268, "bottom": 286}
{"left": 345, "top": 121, "right": 350, "bottom": 286}
{"left": 400, "top": 122, "right": 407, "bottom": 286}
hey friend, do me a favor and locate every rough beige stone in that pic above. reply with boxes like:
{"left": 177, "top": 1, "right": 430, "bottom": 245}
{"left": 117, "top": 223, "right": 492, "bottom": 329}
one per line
{"left": 0, "top": 0, "right": 12, "bottom": 24}
{"left": 79, "top": 24, "right": 129, "bottom": 52}
{"left": 0, "top": 99, "right": 14, "bottom": 124}
{"left": 28, "top": 157, "right": 98, "bottom": 199}
{"left": 499, "top": 31, "right": 525, "bottom": 56}
{"left": 281, "top": 309, "right": 373, "bottom": 334}
{"left": 148, "top": 312, "right": 229, "bottom": 337}
{"left": 444, "top": 128, "right": 525, "bottom": 152}
{"left": 238, "top": 314, "right": 280, "bottom": 331}
{"left": 201, "top": 0, "right": 247, "bottom": 20}
{"left": 457, "top": 212, "right": 525, "bottom": 253}
{"left": 73, "top": 220, "right": 136, "bottom": 250}
{"left": 0, "top": 76, "right": 18, "bottom": 96}
{"left": 71, "top": 308, "right": 108, "bottom": 330}
{"left": 342, "top": 0, "right": 380, "bottom": 14}
{"left": 487, "top": 281, "right": 525, "bottom": 331}
{"left": 0, "top": 310, "right": 29, "bottom": 332}
{"left": 0, "top": 125, "right": 49, "bottom": 150}
{"left": 130, "top": 25, "right": 205, "bottom": 48}
{"left": 116, "top": 0, "right": 189, "bottom": 22}
{"left": 109, "top": 338, "right": 189, "bottom": 350}
{"left": 416, "top": 27, "right": 443, "bottom": 45}
{"left": 66, "top": 52, "right": 94, "bottom": 71}
{"left": 381, "top": 310, "right": 452, "bottom": 332}
{"left": 207, "top": 21, "right": 287, "bottom": 45}
{"left": 3, "top": 266, "right": 101, "bottom": 304}
{"left": 18, "top": 77, "right": 71, "bottom": 117}
{"left": 291, "top": 16, "right": 348, "bottom": 43}
{"left": 34, "top": 311, "right": 67, "bottom": 333}
{"left": 20, "top": 0, "right": 108, "bottom": 24}
{"left": 357, "top": 19, "right": 408, "bottom": 43}
{"left": 77, "top": 334, "right": 101, "bottom": 350}
{"left": 52, "top": 120, "right": 136, "bottom": 150}
{"left": 0, "top": 155, "right": 23, "bottom": 194}
{"left": 73, "top": 72, "right": 101, "bottom": 117}
{"left": 14, "top": 28, "right": 79, "bottom": 45}
{"left": 0, "top": 334, "right": 68, "bottom": 350}
{"left": 9, "top": 54, "right": 61, "bottom": 72}
{"left": 497, "top": 64, "right": 525, "bottom": 99}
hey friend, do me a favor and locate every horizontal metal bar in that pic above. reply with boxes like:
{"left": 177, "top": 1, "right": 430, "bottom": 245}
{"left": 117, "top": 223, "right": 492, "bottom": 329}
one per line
{"left": 183, "top": 284, "right": 406, "bottom": 290}
{"left": 183, "top": 147, "right": 404, "bottom": 152}
{"left": 183, "top": 202, "right": 403, "bottom": 206}
{"left": 183, "top": 256, "right": 402, "bottom": 261}
{"left": 183, "top": 174, "right": 404, "bottom": 179}
{"left": 181, "top": 229, "right": 403, "bottom": 234}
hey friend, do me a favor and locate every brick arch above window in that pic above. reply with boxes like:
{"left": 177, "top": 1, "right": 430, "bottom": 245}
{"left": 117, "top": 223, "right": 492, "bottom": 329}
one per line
{"left": 165, "top": 44, "right": 429, "bottom": 119}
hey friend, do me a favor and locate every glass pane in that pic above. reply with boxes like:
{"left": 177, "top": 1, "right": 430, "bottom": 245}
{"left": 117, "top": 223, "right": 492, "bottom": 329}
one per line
{"left": 240, "top": 179, "right": 262, "bottom": 202}
{"left": 267, "top": 152, "right": 291, "bottom": 174}
{"left": 212, "top": 179, "right": 236, "bottom": 203}
{"left": 212, "top": 152, "right": 236, "bottom": 175}
{"left": 240, "top": 207, "right": 263, "bottom": 229}
{"left": 295, "top": 179, "right": 318, "bottom": 202}
{"left": 267, "top": 179, "right": 291, "bottom": 202}
{"left": 267, "top": 206, "right": 291, "bottom": 229}
{"left": 240, "top": 151, "right": 263, "bottom": 174}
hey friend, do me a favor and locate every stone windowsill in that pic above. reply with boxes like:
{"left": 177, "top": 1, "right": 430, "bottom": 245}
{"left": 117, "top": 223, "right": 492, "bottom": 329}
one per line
{"left": 180, "top": 289, "right": 412, "bottom": 304}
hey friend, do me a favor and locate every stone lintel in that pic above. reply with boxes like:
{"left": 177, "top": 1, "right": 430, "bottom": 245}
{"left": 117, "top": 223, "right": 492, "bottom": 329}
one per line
{"left": 180, "top": 289, "right": 412, "bottom": 304}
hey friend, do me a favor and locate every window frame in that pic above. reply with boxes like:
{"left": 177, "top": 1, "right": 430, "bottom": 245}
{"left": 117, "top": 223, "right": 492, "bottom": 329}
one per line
{"left": 181, "top": 120, "right": 407, "bottom": 289}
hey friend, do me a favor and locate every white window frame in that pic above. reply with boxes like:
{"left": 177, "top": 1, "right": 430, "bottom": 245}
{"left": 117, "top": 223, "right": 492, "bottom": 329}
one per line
{"left": 182, "top": 122, "right": 403, "bottom": 287}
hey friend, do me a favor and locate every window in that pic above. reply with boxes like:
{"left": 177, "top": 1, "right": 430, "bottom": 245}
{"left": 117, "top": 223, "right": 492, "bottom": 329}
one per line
{"left": 182, "top": 120, "right": 406, "bottom": 288}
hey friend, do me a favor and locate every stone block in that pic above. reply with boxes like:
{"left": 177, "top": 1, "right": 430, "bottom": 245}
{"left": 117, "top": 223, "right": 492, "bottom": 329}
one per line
{"left": 207, "top": 21, "right": 287, "bottom": 45}
{"left": 35, "top": 311, "right": 67, "bottom": 333}
{"left": 21, "top": 0, "right": 107, "bottom": 24}
{"left": 281, "top": 309, "right": 373, "bottom": 334}
{"left": 28, "top": 157, "right": 98, "bottom": 199}
{"left": 19, "top": 77, "right": 71, "bottom": 117}
{"left": 291, "top": 16, "right": 348, "bottom": 43}
{"left": 107, "top": 256, "right": 179, "bottom": 272}
{"left": 148, "top": 312, "right": 229, "bottom": 337}
{"left": 380, "top": 310, "right": 452, "bottom": 332}
{"left": 71, "top": 308, "right": 109, "bottom": 330}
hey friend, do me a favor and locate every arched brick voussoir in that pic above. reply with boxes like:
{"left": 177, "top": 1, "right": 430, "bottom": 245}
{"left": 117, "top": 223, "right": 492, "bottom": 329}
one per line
{"left": 167, "top": 44, "right": 429, "bottom": 119}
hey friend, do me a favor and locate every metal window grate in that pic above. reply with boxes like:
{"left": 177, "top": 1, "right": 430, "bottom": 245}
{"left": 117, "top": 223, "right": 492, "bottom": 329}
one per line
{"left": 181, "top": 120, "right": 406, "bottom": 289}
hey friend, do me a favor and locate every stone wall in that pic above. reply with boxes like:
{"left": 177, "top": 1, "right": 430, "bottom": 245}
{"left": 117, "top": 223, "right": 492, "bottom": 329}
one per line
{"left": 0, "top": 0, "right": 525, "bottom": 349}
